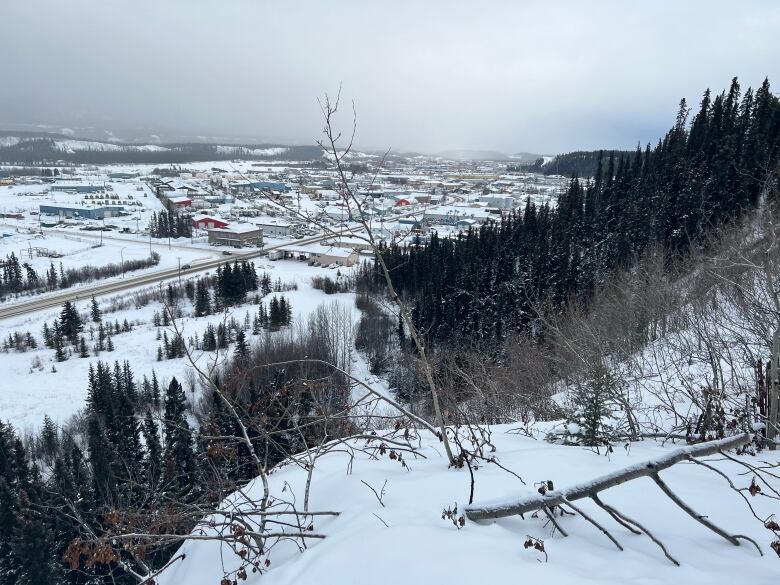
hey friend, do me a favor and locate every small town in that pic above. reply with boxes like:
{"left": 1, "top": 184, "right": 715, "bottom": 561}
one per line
{"left": 0, "top": 154, "right": 567, "bottom": 271}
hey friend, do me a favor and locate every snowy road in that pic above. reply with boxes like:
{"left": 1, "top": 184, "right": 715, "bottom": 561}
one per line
{"left": 0, "top": 230, "right": 358, "bottom": 321}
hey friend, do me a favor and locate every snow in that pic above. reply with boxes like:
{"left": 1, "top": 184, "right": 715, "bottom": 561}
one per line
{"left": 0, "top": 258, "right": 360, "bottom": 432}
{"left": 158, "top": 427, "right": 780, "bottom": 585}
{"left": 0, "top": 137, "right": 21, "bottom": 148}
{"left": 54, "top": 140, "right": 125, "bottom": 153}
{"left": 210, "top": 222, "right": 261, "bottom": 234}
{"left": 216, "top": 146, "right": 289, "bottom": 157}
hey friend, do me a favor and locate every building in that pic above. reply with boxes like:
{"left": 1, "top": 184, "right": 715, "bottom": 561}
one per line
{"left": 456, "top": 218, "right": 479, "bottom": 231}
{"left": 231, "top": 180, "right": 288, "bottom": 194}
{"left": 192, "top": 214, "right": 229, "bottom": 229}
{"left": 250, "top": 218, "right": 291, "bottom": 238}
{"left": 324, "top": 206, "right": 350, "bottom": 221}
{"left": 167, "top": 195, "right": 193, "bottom": 208}
{"left": 39, "top": 204, "right": 124, "bottom": 220}
{"left": 276, "top": 243, "right": 358, "bottom": 267}
{"left": 314, "top": 189, "right": 340, "bottom": 201}
{"left": 477, "top": 194, "right": 515, "bottom": 210}
{"left": 51, "top": 183, "right": 104, "bottom": 194}
{"left": 207, "top": 223, "right": 263, "bottom": 248}
{"left": 423, "top": 205, "right": 493, "bottom": 226}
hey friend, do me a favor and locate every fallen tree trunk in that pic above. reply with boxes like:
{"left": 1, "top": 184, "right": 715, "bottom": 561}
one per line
{"left": 465, "top": 433, "right": 751, "bottom": 521}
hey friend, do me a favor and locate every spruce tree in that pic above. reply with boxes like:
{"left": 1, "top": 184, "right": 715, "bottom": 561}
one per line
{"left": 564, "top": 366, "right": 619, "bottom": 449}
{"left": 90, "top": 296, "right": 101, "bottom": 323}
{"left": 234, "top": 330, "right": 249, "bottom": 361}
{"left": 78, "top": 337, "right": 89, "bottom": 358}
{"left": 162, "top": 378, "right": 197, "bottom": 496}
{"left": 142, "top": 413, "right": 162, "bottom": 489}
{"left": 194, "top": 280, "right": 211, "bottom": 317}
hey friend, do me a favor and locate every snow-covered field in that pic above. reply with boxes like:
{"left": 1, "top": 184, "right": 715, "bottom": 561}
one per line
{"left": 0, "top": 259, "right": 361, "bottom": 432}
{"left": 159, "top": 426, "right": 780, "bottom": 585}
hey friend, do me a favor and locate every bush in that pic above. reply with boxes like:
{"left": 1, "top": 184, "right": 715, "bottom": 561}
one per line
{"left": 311, "top": 275, "right": 350, "bottom": 295}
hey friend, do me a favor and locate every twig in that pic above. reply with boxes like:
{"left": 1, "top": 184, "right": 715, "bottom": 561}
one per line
{"left": 361, "top": 479, "right": 387, "bottom": 507}
{"left": 561, "top": 497, "right": 623, "bottom": 551}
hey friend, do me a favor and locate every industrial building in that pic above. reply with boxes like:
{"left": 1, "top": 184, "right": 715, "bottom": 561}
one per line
{"left": 192, "top": 214, "right": 229, "bottom": 229}
{"left": 39, "top": 204, "right": 125, "bottom": 220}
{"left": 250, "top": 217, "right": 291, "bottom": 238}
{"left": 207, "top": 223, "right": 263, "bottom": 248}
{"left": 275, "top": 243, "right": 358, "bottom": 267}
{"left": 50, "top": 184, "right": 105, "bottom": 194}
{"left": 231, "top": 180, "right": 288, "bottom": 193}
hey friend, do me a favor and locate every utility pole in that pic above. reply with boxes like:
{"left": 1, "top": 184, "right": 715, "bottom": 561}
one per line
{"left": 120, "top": 248, "right": 125, "bottom": 278}
{"left": 178, "top": 256, "right": 181, "bottom": 286}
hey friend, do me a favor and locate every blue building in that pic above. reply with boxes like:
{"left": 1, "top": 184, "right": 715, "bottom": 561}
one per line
{"left": 0, "top": 170, "right": 9, "bottom": 179}
{"left": 39, "top": 204, "right": 124, "bottom": 220}
{"left": 231, "top": 180, "right": 288, "bottom": 193}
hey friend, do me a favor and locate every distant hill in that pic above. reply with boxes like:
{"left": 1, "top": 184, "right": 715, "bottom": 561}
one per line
{"left": 511, "top": 149, "right": 636, "bottom": 177}
{"left": 0, "top": 133, "right": 329, "bottom": 164}
{"left": 435, "top": 149, "right": 546, "bottom": 162}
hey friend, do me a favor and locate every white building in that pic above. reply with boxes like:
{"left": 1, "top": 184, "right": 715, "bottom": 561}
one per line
{"left": 250, "top": 217, "right": 291, "bottom": 238}
{"left": 478, "top": 194, "right": 515, "bottom": 210}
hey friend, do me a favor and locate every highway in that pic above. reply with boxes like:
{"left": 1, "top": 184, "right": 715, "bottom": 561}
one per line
{"left": 0, "top": 230, "right": 356, "bottom": 321}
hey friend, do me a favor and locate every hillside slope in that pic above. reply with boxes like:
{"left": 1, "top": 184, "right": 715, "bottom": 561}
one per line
{"left": 159, "top": 427, "right": 778, "bottom": 585}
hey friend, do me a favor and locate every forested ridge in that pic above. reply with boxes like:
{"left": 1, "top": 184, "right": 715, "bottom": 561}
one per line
{"left": 0, "top": 138, "right": 323, "bottom": 164}
{"left": 381, "top": 78, "right": 780, "bottom": 349}
{"left": 516, "top": 149, "right": 633, "bottom": 177}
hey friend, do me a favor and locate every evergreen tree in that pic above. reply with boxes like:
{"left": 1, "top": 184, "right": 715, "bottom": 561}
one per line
{"left": 194, "top": 280, "right": 211, "bottom": 317}
{"left": 269, "top": 296, "right": 281, "bottom": 331}
{"left": 162, "top": 378, "right": 197, "bottom": 496}
{"left": 78, "top": 336, "right": 89, "bottom": 358}
{"left": 563, "top": 366, "right": 619, "bottom": 449}
{"left": 142, "top": 413, "right": 162, "bottom": 489}
{"left": 90, "top": 296, "right": 101, "bottom": 323}
{"left": 234, "top": 330, "right": 249, "bottom": 361}
{"left": 41, "top": 322, "right": 52, "bottom": 348}
{"left": 58, "top": 301, "right": 83, "bottom": 346}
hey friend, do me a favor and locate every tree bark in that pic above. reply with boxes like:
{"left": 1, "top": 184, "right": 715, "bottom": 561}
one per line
{"left": 465, "top": 433, "right": 751, "bottom": 520}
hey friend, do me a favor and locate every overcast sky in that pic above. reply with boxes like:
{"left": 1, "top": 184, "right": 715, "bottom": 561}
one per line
{"left": 1, "top": 0, "right": 779, "bottom": 154}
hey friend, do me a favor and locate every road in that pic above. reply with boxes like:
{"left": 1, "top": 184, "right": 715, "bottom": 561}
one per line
{"left": 0, "top": 230, "right": 356, "bottom": 321}
{"left": 0, "top": 194, "right": 445, "bottom": 322}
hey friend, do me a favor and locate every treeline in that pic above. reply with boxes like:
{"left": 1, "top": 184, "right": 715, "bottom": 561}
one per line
{"left": 377, "top": 78, "right": 780, "bottom": 349}
{"left": 0, "top": 252, "right": 160, "bottom": 300}
{"left": 0, "top": 166, "right": 62, "bottom": 177}
{"left": 149, "top": 210, "right": 192, "bottom": 238}
{"left": 511, "top": 150, "right": 634, "bottom": 177}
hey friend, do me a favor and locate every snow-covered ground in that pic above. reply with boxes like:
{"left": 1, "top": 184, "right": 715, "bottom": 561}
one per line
{"left": 0, "top": 259, "right": 362, "bottom": 432}
{"left": 159, "top": 426, "right": 780, "bottom": 585}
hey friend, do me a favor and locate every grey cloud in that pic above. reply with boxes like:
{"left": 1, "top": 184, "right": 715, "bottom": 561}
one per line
{"left": 1, "top": 0, "right": 778, "bottom": 154}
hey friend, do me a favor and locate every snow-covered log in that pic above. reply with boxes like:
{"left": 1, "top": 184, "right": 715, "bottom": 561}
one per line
{"left": 465, "top": 433, "right": 751, "bottom": 521}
